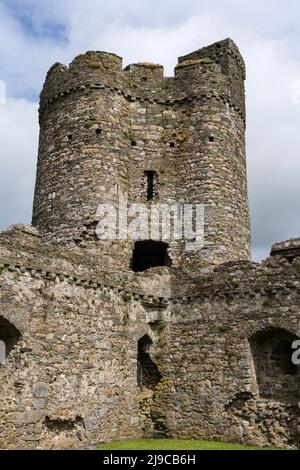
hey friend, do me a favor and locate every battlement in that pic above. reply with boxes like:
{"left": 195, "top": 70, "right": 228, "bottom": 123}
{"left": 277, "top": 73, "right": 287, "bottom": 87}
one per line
{"left": 45, "top": 62, "right": 68, "bottom": 80}
{"left": 177, "top": 38, "right": 246, "bottom": 116}
{"left": 39, "top": 38, "right": 246, "bottom": 117}
{"left": 124, "top": 62, "right": 164, "bottom": 73}
{"left": 174, "top": 56, "right": 226, "bottom": 90}
{"left": 40, "top": 51, "right": 125, "bottom": 111}
{"left": 271, "top": 238, "right": 300, "bottom": 258}
{"left": 69, "top": 51, "right": 123, "bottom": 71}
{"left": 178, "top": 38, "right": 246, "bottom": 80}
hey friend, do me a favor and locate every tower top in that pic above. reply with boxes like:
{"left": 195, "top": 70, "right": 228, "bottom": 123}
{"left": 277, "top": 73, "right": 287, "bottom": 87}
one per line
{"left": 178, "top": 38, "right": 246, "bottom": 79}
{"left": 39, "top": 38, "right": 245, "bottom": 120}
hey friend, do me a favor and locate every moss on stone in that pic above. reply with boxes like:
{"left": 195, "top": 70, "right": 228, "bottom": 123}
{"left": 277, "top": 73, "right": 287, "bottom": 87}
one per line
{"left": 156, "top": 322, "right": 166, "bottom": 332}
{"left": 87, "top": 62, "right": 102, "bottom": 69}
{"left": 84, "top": 120, "right": 95, "bottom": 129}
{"left": 177, "top": 57, "right": 211, "bottom": 68}
{"left": 121, "top": 292, "right": 132, "bottom": 303}
{"left": 263, "top": 298, "right": 273, "bottom": 307}
{"left": 155, "top": 352, "right": 164, "bottom": 361}
{"left": 218, "top": 324, "right": 232, "bottom": 333}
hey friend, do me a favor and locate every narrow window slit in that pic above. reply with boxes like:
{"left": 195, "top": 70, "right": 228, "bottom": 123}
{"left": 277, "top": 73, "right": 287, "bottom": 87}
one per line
{"left": 145, "top": 170, "right": 155, "bottom": 201}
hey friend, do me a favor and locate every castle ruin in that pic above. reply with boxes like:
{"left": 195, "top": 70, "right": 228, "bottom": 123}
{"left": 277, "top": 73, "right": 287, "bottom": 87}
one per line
{"left": 0, "top": 38, "right": 300, "bottom": 449}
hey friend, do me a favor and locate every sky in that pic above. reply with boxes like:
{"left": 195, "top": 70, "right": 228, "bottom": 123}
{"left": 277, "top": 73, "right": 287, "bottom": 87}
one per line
{"left": 0, "top": 0, "right": 300, "bottom": 261}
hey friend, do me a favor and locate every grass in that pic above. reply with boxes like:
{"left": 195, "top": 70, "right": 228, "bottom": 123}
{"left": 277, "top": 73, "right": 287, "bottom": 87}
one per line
{"left": 97, "top": 439, "right": 277, "bottom": 451}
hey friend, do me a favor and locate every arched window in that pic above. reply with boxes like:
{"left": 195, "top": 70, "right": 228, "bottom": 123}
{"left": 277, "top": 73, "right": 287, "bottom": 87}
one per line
{"left": 250, "top": 328, "right": 299, "bottom": 402}
{"left": 131, "top": 240, "right": 171, "bottom": 272}
{"left": 0, "top": 316, "right": 21, "bottom": 364}
{"left": 137, "top": 335, "right": 162, "bottom": 390}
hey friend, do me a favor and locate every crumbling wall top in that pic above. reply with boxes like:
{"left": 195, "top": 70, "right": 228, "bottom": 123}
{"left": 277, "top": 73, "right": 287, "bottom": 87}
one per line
{"left": 271, "top": 238, "right": 300, "bottom": 258}
{"left": 178, "top": 38, "right": 246, "bottom": 80}
{"left": 39, "top": 38, "right": 246, "bottom": 114}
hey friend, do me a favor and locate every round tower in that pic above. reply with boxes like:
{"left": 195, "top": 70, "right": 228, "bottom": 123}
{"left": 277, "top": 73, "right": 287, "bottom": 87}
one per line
{"left": 32, "top": 39, "right": 250, "bottom": 276}
{"left": 32, "top": 51, "right": 132, "bottom": 270}
{"left": 174, "top": 38, "right": 250, "bottom": 275}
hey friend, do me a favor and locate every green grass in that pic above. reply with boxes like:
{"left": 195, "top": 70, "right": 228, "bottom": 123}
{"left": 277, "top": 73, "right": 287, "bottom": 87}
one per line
{"left": 97, "top": 439, "right": 276, "bottom": 450}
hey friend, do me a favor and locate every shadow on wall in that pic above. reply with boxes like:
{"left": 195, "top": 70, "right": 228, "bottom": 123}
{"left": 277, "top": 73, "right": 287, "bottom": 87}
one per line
{"left": 137, "top": 335, "right": 162, "bottom": 390}
{"left": 250, "top": 327, "right": 300, "bottom": 404}
{"left": 0, "top": 316, "right": 21, "bottom": 363}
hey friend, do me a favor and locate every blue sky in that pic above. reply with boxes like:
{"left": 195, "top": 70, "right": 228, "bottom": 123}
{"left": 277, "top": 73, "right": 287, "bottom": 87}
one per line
{"left": 0, "top": 0, "right": 300, "bottom": 261}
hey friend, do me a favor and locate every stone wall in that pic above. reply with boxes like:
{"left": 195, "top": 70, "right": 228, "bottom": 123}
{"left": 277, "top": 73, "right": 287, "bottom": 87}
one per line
{"left": 155, "top": 250, "right": 300, "bottom": 448}
{"left": 0, "top": 226, "right": 170, "bottom": 448}
{"left": 0, "top": 226, "right": 300, "bottom": 448}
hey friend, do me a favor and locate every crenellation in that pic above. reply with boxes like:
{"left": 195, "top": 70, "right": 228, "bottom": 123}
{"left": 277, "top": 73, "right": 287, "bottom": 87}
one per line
{"left": 178, "top": 38, "right": 246, "bottom": 116}
{"left": 124, "top": 62, "right": 164, "bottom": 93}
{"left": 69, "top": 51, "right": 123, "bottom": 70}
{"left": 178, "top": 38, "right": 246, "bottom": 79}
{"left": 1, "top": 39, "right": 300, "bottom": 449}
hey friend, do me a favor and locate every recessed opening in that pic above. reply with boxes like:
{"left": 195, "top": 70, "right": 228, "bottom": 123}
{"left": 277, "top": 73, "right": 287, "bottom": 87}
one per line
{"left": 0, "top": 316, "right": 21, "bottom": 363}
{"left": 67, "top": 134, "right": 73, "bottom": 140}
{"left": 131, "top": 240, "right": 171, "bottom": 272}
{"left": 209, "top": 135, "right": 215, "bottom": 142}
{"left": 95, "top": 128, "right": 101, "bottom": 135}
{"left": 250, "top": 328, "right": 299, "bottom": 402}
{"left": 144, "top": 170, "right": 158, "bottom": 201}
{"left": 44, "top": 416, "right": 84, "bottom": 433}
{"left": 137, "top": 335, "right": 162, "bottom": 390}
{"left": 131, "top": 140, "right": 137, "bottom": 147}
{"left": 169, "top": 142, "right": 175, "bottom": 148}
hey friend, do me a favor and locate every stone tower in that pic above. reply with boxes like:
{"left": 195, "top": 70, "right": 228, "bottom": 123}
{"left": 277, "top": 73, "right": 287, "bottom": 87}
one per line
{"left": 1, "top": 38, "right": 300, "bottom": 450}
{"left": 32, "top": 38, "right": 250, "bottom": 276}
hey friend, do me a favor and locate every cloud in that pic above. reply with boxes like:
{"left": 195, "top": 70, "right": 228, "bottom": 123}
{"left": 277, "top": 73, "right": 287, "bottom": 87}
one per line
{"left": 0, "top": 0, "right": 299, "bottom": 262}
{"left": 0, "top": 98, "right": 38, "bottom": 229}
{"left": 246, "top": 39, "right": 300, "bottom": 260}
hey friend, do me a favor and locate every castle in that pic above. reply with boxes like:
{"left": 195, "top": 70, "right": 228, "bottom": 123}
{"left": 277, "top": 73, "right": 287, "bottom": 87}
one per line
{"left": 0, "top": 38, "right": 300, "bottom": 449}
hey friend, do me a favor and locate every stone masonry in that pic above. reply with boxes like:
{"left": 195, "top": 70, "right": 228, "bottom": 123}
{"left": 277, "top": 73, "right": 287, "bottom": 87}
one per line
{"left": 0, "top": 38, "right": 300, "bottom": 449}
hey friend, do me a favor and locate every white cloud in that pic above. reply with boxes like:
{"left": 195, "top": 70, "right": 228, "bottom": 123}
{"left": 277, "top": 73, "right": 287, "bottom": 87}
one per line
{"left": 246, "top": 39, "right": 300, "bottom": 260}
{"left": 0, "top": 98, "right": 38, "bottom": 229}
